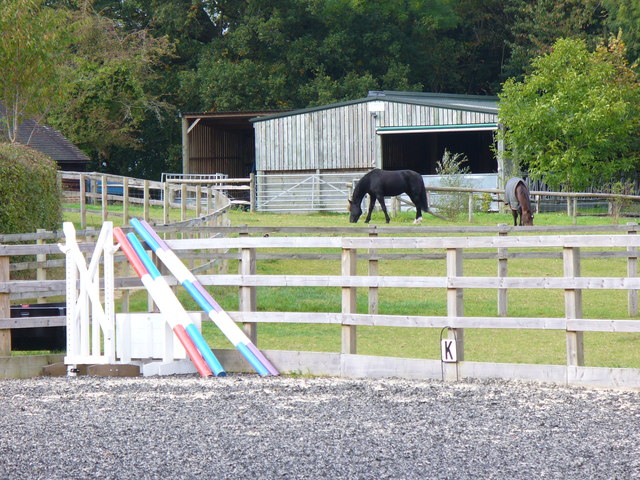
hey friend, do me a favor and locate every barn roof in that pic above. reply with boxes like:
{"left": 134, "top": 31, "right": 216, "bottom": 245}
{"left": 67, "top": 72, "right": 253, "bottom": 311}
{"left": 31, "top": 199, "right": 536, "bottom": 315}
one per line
{"left": 251, "top": 91, "right": 498, "bottom": 123}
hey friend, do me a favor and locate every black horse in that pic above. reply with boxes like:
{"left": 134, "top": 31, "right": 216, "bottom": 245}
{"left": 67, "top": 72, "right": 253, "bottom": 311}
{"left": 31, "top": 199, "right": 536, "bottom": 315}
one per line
{"left": 348, "top": 169, "right": 442, "bottom": 224}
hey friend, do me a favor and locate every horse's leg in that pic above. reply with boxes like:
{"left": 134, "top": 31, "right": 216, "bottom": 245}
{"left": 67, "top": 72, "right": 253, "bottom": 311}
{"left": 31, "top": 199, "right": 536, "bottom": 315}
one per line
{"left": 364, "top": 195, "right": 376, "bottom": 223}
{"left": 377, "top": 195, "right": 391, "bottom": 223}
{"left": 512, "top": 209, "right": 518, "bottom": 226}
{"left": 409, "top": 193, "right": 423, "bottom": 224}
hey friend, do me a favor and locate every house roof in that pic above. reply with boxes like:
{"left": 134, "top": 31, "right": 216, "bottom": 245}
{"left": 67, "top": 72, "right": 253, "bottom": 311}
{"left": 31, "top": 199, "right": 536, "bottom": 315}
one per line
{"left": 0, "top": 102, "right": 90, "bottom": 167}
{"left": 14, "top": 119, "right": 90, "bottom": 167}
{"left": 250, "top": 91, "right": 499, "bottom": 123}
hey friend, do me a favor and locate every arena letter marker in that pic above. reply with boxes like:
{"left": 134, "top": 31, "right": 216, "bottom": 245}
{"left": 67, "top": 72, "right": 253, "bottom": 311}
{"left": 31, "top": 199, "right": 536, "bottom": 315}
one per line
{"left": 131, "top": 218, "right": 278, "bottom": 376}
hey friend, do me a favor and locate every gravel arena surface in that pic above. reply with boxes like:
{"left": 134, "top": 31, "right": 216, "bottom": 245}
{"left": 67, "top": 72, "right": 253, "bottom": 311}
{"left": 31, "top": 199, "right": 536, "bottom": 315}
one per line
{"left": 1, "top": 374, "right": 639, "bottom": 480}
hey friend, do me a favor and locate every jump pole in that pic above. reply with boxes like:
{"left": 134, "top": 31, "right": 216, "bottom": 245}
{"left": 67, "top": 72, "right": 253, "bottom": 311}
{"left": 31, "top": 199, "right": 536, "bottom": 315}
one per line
{"left": 130, "top": 218, "right": 278, "bottom": 376}
{"left": 113, "top": 228, "right": 222, "bottom": 377}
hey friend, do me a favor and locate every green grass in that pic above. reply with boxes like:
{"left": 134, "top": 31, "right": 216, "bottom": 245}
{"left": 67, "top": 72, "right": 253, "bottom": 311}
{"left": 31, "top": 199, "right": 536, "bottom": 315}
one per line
{"left": 55, "top": 203, "right": 640, "bottom": 368}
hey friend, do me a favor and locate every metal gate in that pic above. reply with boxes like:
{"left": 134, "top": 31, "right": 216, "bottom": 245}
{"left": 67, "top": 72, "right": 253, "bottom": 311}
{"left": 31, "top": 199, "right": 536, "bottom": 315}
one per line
{"left": 256, "top": 172, "right": 363, "bottom": 212}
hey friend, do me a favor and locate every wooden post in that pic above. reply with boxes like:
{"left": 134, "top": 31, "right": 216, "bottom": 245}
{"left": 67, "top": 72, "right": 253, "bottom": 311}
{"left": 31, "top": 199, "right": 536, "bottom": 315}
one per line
{"left": 341, "top": 247, "right": 357, "bottom": 354}
{"left": 497, "top": 224, "right": 508, "bottom": 316}
{"left": 0, "top": 256, "right": 10, "bottom": 356}
{"left": 37, "top": 229, "right": 46, "bottom": 304}
{"left": 195, "top": 184, "right": 202, "bottom": 218}
{"left": 628, "top": 223, "right": 638, "bottom": 316}
{"left": 468, "top": 193, "right": 474, "bottom": 223}
{"left": 181, "top": 184, "right": 187, "bottom": 223}
{"left": 239, "top": 233, "right": 257, "bottom": 344}
{"left": 563, "top": 246, "right": 584, "bottom": 366}
{"left": 79, "top": 173, "right": 86, "bottom": 229}
{"left": 123, "top": 177, "right": 130, "bottom": 226}
{"left": 250, "top": 172, "right": 256, "bottom": 212}
{"left": 368, "top": 226, "right": 378, "bottom": 315}
{"left": 445, "top": 248, "right": 463, "bottom": 381}
{"left": 163, "top": 182, "right": 170, "bottom": 225}
{"left": 143, "top": 180, "right": 150, "bottom": 223}
{"left": 101, "top": 174, "right": 108, "bottom": 222}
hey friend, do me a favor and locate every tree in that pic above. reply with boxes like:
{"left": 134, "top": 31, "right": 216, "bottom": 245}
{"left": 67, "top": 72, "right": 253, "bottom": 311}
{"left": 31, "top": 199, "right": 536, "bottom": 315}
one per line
{"left": 0, "top": 0, "right": 74, "bottom": 142}
{"left": 498, "top": 37, "right": 640, "bottom": 191}
{"left": 47, "top": 3, "right": 175, "bottom": 175}
{"left": 503, "top": 0, "right": 608, "bottom": 80}
{"left": 602, "top": 0, "right": 640, "bottom": 66}
{"left": 185, "top": 0, "right": 459, "bottom": 111}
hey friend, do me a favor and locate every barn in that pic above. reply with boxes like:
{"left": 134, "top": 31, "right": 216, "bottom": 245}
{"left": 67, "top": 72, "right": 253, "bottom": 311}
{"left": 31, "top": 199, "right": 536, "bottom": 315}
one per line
{"left": 180, "top": 91, "right": 502, "bottom": 212}
{"left": 250, "top": 91, "right": 501, "bottom": 212}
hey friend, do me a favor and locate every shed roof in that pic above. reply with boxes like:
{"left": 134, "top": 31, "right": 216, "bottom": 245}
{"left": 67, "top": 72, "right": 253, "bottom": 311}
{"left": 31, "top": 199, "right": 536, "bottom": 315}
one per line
{"left": 251, "top": 91, "right": 498, "bottom": 123}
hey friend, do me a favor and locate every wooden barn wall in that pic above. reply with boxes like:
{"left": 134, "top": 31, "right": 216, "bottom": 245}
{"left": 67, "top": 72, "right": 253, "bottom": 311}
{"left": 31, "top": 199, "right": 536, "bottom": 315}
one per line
{"left": 254, "top": 102, "right": 375, "bottom": 173}
{"left": 254, "top": 101, "right": 498, "bottom": 173}
{"left": 189, "top": 124, "right": 253, "bottom": 177}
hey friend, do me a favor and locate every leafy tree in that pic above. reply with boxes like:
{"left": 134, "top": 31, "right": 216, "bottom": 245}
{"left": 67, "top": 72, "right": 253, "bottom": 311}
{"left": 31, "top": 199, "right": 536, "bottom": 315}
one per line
{"left": 503, "top": 0, "right": 608, "bottom": 80}
{"left": 498, "top": 37, "right": 640, "bottom": 191}
{"left": 186, "top": 0, "right": 458, "bottom": 111}
{"left": 47, "top": 3, "right": 175, "bottom": 175}
{"left": 602, "top": 0, "right": 640, "bottom": 66}
{"left": 0, "top": 0, "right": 74, "bottom": 142}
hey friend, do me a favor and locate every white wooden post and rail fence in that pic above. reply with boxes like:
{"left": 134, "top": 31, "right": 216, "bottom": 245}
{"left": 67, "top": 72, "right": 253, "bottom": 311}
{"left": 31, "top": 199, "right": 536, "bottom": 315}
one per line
{"left": 2, "top": 224, "right": 640, "bottom": 387}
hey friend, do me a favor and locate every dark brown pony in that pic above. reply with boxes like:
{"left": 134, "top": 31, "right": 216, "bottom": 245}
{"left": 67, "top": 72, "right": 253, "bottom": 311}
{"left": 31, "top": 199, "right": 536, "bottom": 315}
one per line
{"left": 504, "top": 177, "right": 534, "bottom": 226}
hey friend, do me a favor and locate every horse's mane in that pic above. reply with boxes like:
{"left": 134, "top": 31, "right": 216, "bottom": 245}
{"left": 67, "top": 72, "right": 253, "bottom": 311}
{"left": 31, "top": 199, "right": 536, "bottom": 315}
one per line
{"left": 351, "top": 170, "right": 374, "bottom": 201}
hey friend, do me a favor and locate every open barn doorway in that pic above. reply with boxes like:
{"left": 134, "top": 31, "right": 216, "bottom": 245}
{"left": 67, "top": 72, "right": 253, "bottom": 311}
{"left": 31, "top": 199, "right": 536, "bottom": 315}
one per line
{"left": 379, "top": 125, "right": 498, "bottom": 174}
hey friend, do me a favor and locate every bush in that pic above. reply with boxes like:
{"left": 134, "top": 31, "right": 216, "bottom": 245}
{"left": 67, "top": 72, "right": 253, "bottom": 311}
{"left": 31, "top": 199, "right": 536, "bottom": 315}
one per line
{"left": 433, "top": 150, "right": 473, "bottom": 219}
{"left": 0, "top": 143, "right": 62, "bottom": 233}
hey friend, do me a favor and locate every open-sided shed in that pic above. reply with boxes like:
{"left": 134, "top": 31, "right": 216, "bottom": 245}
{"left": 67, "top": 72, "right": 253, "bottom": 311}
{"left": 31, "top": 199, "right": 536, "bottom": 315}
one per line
{"left": 250, "top": 91, "right": 501, "bottom": 212}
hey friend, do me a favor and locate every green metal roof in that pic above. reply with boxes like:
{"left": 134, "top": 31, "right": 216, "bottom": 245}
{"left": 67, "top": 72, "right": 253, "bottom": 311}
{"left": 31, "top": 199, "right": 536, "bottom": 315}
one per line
{"left": 250, "top": 91, "right": 498, "bottom": 123}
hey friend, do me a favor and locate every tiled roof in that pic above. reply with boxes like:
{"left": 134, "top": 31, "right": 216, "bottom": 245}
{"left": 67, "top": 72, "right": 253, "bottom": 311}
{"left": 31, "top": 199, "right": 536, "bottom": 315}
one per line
{"left": 14, "top": 119, "right": 90, "bottom": 167}
{"left": 0, "top": 103, "right": 90, "bottom": 168}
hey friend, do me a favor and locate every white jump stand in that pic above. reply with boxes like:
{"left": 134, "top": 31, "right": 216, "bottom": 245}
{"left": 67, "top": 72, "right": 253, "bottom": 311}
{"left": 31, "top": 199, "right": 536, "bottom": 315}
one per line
{"left": 59, "top": 221, "right": 204, "bottom": 377}
{"left": 116, "top": 312, "right": 203, "bottom": 376}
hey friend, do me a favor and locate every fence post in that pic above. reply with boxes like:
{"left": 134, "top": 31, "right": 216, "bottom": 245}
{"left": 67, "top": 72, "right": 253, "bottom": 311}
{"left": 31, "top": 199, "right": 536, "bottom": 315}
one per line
{"left": 163, "top": 182, "right": 170, "bottom": 225}
{"left": 628, "top": 222, "right": 638, "bottom": 316}
{"left": 497, "top": 224, "right": 508, "bottom": 316}
{"left": 101, "top": 174, "right": 108, "bottom": 222}
{"left": 79, "top": 173, "right": 87, "bottom": 229}
{"left": 37, "top": 229, "right": 46, "bottom": 304}
{"left": 468, "top": 193, "right": 474, "bottom": 223}
{"left": 181, "top": 184, "right": 187, "bottom": 222}
{"left": 239, "top": 232, "right": 257, "bottom": 344}
{"left": 368, "top": 226, "right": 378, "bottom": 315}
{"left": 341, "top": 246, "right": 357, "bottom": 354}
{"left": 0, "top": 255, "right": 10, "bottom": 356}
{"left": 123, "top": 177, "right": 130, "bottom": 226}
{"left": 445, "top": 247, "right": 463, "bottom": 381}
{"left": 143, "top": 180, "right": 150, "bottom": 223}
{"left": 250, "top": 173, "right": 256, "bottom": 212}
{"left": 563, "top": 246, "right": 584, "bottom": 366}
{"left": 195, "top": 184, "right": 202, "bottom": 218}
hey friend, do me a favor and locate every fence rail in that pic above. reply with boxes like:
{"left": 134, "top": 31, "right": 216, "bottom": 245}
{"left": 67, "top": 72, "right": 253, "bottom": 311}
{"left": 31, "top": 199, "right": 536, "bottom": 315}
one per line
{"left": 59, "top": 171, "right": 235, "bottom": 228}
{"left": 2, "top": 224, "right": 640, "bottom": 387}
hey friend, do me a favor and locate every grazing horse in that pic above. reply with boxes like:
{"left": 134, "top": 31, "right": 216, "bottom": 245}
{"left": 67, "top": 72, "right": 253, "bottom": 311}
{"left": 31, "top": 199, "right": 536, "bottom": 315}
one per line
{"left": 348, "top": 169, "right": 441, "bottom": 224}
{"left": 504, "top": 177, "right": 534, "bottom": 226}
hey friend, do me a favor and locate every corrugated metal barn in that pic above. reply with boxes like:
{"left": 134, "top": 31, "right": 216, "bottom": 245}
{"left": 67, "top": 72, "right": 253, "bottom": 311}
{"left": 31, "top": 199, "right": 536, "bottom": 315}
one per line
{"left": 250, "top": 91, "right": 500, "bottom": 212}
